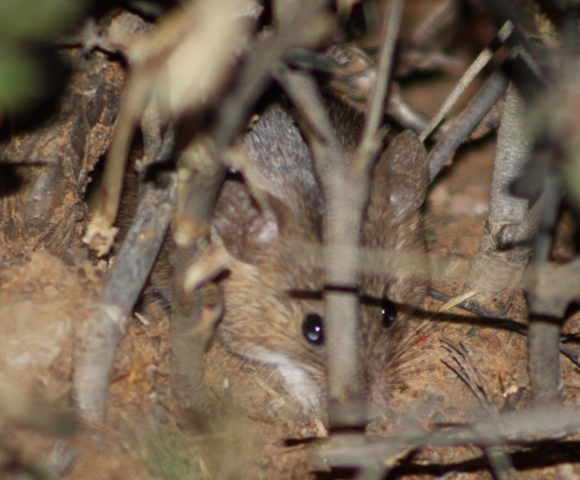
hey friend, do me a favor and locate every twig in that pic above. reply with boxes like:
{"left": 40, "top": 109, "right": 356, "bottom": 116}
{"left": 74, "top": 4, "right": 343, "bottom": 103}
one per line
{"left": 420, "top": 20, "right": 513, "bottom": 142}
{"left": 170, "top": 0, "right": 334, "bottom": 423}
{"left": 524, "top": 145, "right": 564, "bottom": 408}
{"left": 387, "top": 84, "right": 429, "bottom": 133}
{"left": 74, "top": 133, "right": 177, "bottom": 422}
{"left": 273, "top": 64, "right": 363, "bottom": 423}
{"left": 313, "top": 407, "right": 580, "bottom": 469}
{"left": 213, "top": 2, "right": 332, "bottom": 148}
{"left": 274, "top": 0, "right": 404, "bottom": 425}
{"left": 460, "top": 81, "right": 531, "bottom": 301}
{"left": 481, "top": 0, "right": 553, "bottom": 85}
{"left": 410, "top": 0, "right": 457, "bottom": 46}
{"left": 83, "top": 0, "right": 257, "bottom": 256}
{"left": 427, "top": 65, "right": 510, "bottom": 183}
{"left": 354, "top": 0, "right": 404, "bottom": 172}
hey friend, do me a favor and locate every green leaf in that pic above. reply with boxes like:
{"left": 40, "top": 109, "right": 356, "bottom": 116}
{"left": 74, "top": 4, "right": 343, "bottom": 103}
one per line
{"left": 0, "top": 48, "right": 42, "bottom": 109}
{"left": 0, "top": 0, "right": 85, "bottom": 41}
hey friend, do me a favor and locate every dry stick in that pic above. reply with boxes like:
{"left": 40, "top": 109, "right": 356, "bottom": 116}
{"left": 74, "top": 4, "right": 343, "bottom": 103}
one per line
{"left": 482, "top": 0, "right": 553, "bottom": 85}
{"left": 74, "top": 132, "right": 176, "bottom": 423}
{"left": 172, "top": 9, "right": 312, "bottom": 239}
{"left": 523, "top": 260, "right": 580, "bottom": 320}
{"left": 83, "top": 0, "right": 257, "bottom": 256}
{"left": 331, "top": 0, "right": 404, "bottom": 423}
{"left": 354, "top": 0, "right": 403, "bottom": 170}
{"left": 420, "top": 20, "right": 513, "bottom": 142}
{"left": 83, "top": 75, "right": 154, "bottom": 256}
{"left": 272, "top": 65, "right": 361, "bottom": 422}
{"left": 285, "top": 47, "right": 431, "bottom": 138}
{"left": 427, "top": 65, "right": 510, "bottom": 183}
{"left": 171, "top": 153, "right": 224, "bottom": 423}
{"left": 461, "top": 82, "right": 531, "bottom": 299}
{"left": 81, "top": 10, "right": 191, "bottom": 256}
{"left": 314, "top": 407, "right": 580, "bottom": 470}
{"left": 410, "top": 0, "right": 456, "bottom": 46}
{"left": 426, "top": 38, "right": 563, "bottom": 406}
{"left": 214, "top": 1, "right": 331, "bottom": 148}
{"left": 527, "top": 315, "right": 562, "bottom": 406}
{"left": 387, "top": 84, "right": 429, "bottom": 133}
{"left": 497, "top": 192, "right": 543, "bottom": 248}
{"left": 525, "top": 171, "right": 564, "bottom": 406}
{"left": 455, "top": 77, "right": 563, "bottom": 406}
{"left": 170, "top": 1, "right": 333, "bottom": 421}
{"left": 277, "top": 0, "right": 402, "bottom": 426}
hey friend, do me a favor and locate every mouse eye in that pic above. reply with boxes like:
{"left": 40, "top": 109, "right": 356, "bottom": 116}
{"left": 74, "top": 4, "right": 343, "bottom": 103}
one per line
{"left": 302, "top": 313, "right": 324, "bottom": 345}
{"left": 381, "top": 298, "right": 397, "bottom": 328}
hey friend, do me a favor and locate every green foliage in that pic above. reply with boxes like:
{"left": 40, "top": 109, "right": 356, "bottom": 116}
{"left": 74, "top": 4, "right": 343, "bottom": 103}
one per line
{"left": 0, "top": 0, "right": 84, "bottom": 41}
{"left": 0, "top": 0, "right": 86, "bottom": 110}
{"left": 0, "top": 47, "right": 42, "bottom": 108}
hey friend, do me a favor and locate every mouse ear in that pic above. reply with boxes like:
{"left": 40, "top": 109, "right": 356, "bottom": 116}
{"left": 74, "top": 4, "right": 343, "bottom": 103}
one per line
{"left": 212, "top": 103, "right": 322, "bottom": 265}
{"left": 364, "top": 130, "right": 428, "bottom": 238}
{"left": 212, "top": 179, "right": 318, "bottom": 264}
{"left": 362, "top": 130, "right": 429, "bottom": 305}
{"left": 374, "top": 130, "right": 428, "bottom": 215}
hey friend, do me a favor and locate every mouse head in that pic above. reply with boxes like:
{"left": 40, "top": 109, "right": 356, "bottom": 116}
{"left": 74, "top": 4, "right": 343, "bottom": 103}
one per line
{"left": 212, "top": 103, "right": 429, "bottom": 412}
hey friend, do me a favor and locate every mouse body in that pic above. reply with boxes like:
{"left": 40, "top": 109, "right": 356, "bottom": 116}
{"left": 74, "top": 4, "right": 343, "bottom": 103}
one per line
{"left": 134, "top": 99, "right": 429, "bottom": 412}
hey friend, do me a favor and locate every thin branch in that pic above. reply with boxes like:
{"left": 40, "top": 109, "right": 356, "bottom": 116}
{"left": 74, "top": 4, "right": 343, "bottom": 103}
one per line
{"left": 420, "top": 20, "right": 513, "bottom": 142}
{"left": 428, "top": 65, "right": 510, "bottom": 183}
{"left": 482, "top": 0, "right": 554, "bottom": 85}
{"left": 83, "top": 0, "right": 248, "bottom": 256}
{"left": 213, "top": 3, "right": 332, "bottom": 148}
{"left": 524, "top": 149, "right": 564, "bottom": 408}
{"left": 170, "top": 0, "right": 334, "bottom": 424}
{"left": 273, "top": 64, "right": 364, "bottom": 424}
{"left": 271, "top": 64, "right": 347, "bottom": 175}
{"left": 313, "top": 407, "right": 580, "bottom": 469}
{"left": 410, "top": 0, "right": 457, "bottom": 46}
{"left": 354, "top": 0, "right": 404, "bottom": 173}
{"left": 74, "top": 132, "right": 177, "bottom": 422}
{"left": 460, "top": 81, "right": 532, "bottom": 304}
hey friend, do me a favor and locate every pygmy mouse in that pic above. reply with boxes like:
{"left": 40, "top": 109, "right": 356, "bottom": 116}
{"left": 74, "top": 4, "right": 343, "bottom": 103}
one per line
{"left": 148, "top": 99, "right": 429, "bottom": 412}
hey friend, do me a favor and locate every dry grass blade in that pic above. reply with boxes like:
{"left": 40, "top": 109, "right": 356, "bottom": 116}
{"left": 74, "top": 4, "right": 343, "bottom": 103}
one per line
{"left": 440, "top": 338, "right": 497, "bottom": 419}
{"left": 437, "top": 290, "right": 484, "bottom": 313}
{"left": 441, "top": 338, "right": 517, "bottom": 479}
{"left": 74, "top": 125, "right": 176, "bottom": 416}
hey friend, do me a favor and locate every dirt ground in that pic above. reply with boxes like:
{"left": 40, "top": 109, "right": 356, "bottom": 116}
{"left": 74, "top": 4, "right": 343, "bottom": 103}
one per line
{"left": 3, "top": 127, "right": 580, "bottom": 479}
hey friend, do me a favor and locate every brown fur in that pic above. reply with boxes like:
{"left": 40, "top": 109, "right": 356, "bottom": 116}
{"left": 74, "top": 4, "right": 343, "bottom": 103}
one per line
{"left": 129, "top": 101, "right": 429, "bottom": 411}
